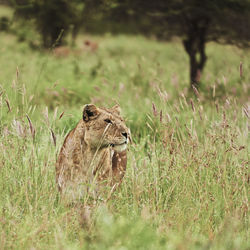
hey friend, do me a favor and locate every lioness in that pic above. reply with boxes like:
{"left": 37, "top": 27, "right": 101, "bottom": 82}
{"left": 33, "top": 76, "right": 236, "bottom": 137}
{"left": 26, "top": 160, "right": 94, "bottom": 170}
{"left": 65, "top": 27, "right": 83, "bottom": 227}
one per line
{"left": 56, "top": 104, "right": 130, "bottom": 201}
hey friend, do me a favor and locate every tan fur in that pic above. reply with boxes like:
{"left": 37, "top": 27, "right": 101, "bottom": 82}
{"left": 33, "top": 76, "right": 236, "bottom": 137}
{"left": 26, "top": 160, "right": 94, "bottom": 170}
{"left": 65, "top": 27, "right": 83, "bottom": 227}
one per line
{"left": 56, "top": 104, "right": 129, "bottom": 201}
{"left": 53, "top": 46, "right": 71, "bottom": 57}
{"left": 53, "top": 46, "right": 82, "bottom": 58}
{"left": 84, "top": 40, "right": 98, "bottom": 52}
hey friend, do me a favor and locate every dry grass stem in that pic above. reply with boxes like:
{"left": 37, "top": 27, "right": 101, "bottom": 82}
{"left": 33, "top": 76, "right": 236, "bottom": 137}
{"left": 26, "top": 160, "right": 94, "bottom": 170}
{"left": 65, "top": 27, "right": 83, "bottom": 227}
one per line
{"left": 5, "top": 99, "right": 11, "bottom": 113}
{"left": 50, "top": 129, "right": 57, "bottom": 147}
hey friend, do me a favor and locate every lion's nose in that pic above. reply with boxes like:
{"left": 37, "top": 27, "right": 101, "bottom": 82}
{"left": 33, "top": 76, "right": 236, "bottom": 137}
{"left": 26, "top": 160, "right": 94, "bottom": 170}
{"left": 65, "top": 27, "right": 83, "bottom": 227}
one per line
{"left": 122, "top": 132, "right": 127, "bottom": 138}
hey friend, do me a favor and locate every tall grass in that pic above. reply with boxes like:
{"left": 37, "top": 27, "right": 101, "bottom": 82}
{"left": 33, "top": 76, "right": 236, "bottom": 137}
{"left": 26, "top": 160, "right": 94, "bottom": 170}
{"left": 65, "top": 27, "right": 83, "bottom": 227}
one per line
{"left": 0, "top": 33, "right": 249, "bottom": 249}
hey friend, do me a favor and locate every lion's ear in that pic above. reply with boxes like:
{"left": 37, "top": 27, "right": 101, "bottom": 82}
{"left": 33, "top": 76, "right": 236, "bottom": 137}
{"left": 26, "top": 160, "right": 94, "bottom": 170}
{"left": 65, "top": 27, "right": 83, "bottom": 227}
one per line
{"left": 111, "top": 104, "right": 121, "bottom": 115}
{"left": 83, "top": 104, "right": 99, "bottom": 122}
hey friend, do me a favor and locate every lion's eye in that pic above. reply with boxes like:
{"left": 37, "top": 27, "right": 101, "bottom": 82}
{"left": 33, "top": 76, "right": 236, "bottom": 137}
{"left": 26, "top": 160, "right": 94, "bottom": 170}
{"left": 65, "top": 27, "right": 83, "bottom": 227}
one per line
{"left": 104, "top": 119, "right": 112, "bottom": 124}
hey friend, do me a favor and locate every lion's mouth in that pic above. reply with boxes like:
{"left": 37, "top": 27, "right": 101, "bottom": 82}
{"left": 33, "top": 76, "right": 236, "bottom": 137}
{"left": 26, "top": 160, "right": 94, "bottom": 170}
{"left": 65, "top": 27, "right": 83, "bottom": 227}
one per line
{"left": 110, "top": 141, "right": 127, "bottom": 147}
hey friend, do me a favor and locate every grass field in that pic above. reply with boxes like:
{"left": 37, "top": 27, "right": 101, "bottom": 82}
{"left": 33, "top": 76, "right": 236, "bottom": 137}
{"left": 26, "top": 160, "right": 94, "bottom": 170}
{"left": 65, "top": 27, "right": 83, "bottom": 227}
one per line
{"left": 0, "top": 27, "right": 249, "bottom": 249}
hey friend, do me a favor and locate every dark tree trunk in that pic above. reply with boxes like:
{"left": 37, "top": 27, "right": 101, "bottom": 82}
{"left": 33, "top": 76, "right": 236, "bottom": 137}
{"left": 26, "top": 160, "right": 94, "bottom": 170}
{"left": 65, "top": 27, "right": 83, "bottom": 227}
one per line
{"left": 41, "top": 27, "right": 64, "bottom": 48}
{"left": 183, "top": 17, "right": 209, "bottom": 87}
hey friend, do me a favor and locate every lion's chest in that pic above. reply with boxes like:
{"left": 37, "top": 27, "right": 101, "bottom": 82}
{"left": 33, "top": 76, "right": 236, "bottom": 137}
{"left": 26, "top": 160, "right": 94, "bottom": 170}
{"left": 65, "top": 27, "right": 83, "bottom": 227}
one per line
{"left": 78, "top": 145, "right": 113, "bottom": 182}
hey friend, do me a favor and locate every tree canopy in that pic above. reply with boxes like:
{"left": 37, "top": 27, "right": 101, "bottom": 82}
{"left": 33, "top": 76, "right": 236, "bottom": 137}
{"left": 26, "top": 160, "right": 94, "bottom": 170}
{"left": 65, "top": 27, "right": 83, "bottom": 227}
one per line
{"left": 13, "top": 0, "right": 83, "bottom": 47}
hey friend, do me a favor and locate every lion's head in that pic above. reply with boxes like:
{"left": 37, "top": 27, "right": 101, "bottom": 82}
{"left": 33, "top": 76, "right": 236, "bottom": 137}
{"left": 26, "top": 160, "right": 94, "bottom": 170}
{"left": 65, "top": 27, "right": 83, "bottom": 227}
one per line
{"left": 82, "top": 104, "right": 130, "bottom": 152}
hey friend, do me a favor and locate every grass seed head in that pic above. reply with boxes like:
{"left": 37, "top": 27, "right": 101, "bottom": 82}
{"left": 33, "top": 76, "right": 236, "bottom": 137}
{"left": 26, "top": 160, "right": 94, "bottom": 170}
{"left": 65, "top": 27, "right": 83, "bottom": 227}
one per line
{"left": 16, "top": 66, "right": 19, "bottom": 79}
{"left": 190, "top": 98, "right": 195, "bottom": 112}
{"left": 59, "top": 111, "right": 64, "bottom": 120}
{"left": 192, "top": 85, "right": 199, "bottom": 98}
{"left": 160, "top": 110, "right": 163, "bottom": 123}
{"left": 152, "top": 102, "right": 158, "bottom": 117}
{"left": 240, "top": 61, "right": 243, "bottom": 77}
{"left": 26, "top": 115, "right": 36, "bottom": 141}
{"left": 242, "top": 106, "right": 249, "bottom": 118}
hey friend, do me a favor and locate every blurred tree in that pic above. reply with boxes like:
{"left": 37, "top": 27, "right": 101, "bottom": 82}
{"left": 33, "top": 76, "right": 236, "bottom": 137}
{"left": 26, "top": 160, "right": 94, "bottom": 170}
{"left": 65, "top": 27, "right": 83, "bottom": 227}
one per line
{"left": 86, "top": 0, "right": 250, "bottom": 86}
{"left": 12, "top": 0, "right": 83, "bottom": 48}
